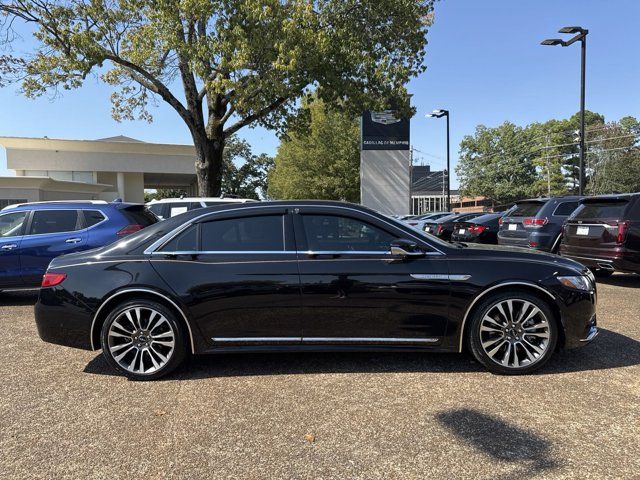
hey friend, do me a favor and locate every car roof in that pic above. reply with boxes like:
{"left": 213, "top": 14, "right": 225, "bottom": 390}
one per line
{"left": 515, "top": 195, "right": 583, "bottom": 204}
{"left": 1, "top": 200, "right": 137, "bottom": 211}
{"left": 147, "top": 197, "right": 257, "bottom": 204}
{"left": 581, "top": 193, "right": 639, "bottom": 203}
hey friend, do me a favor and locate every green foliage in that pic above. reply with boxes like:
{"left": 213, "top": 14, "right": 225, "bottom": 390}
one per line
{"left": 268, "top": 98, "right": 360, "bottom": 201}
{"left": 221, "top": 136, "right": 274, "bottom": 200}
{"left": 1, "top": 0, "right": 436, "bottom": 195}
{"left": 457, "top": 111, "right": 639, "bottom": 205}
{"left": 456, "top": 122, "right": 538, "bottom": 206}
{"left": 587, "top": 116, "right": 640, "bottom": 195}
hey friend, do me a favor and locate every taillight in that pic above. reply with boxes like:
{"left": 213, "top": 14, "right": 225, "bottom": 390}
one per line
{"left": 42, "top": 272, "right": 66, "bottom": 288}
{"left": 498, "top": 217, "right": 504, "bottom": 226}
{"left": 468, "top": 225, "right": 487, "bottom": 235}
{"left": 617, "top": 221, "right": 629, "bottom": 244}
{"left": 117, "top": 224, "right": 144, "bottom": 236}
{"left": 523, "top": 217, "right": 548, "bottom": 228}
{"left": 437, "top": 225, "right": 444, "bottom": 235}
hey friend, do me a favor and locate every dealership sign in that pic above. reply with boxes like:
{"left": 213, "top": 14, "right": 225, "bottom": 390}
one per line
{"left": 361, "top": 110, "right": 410, "bottom": 150}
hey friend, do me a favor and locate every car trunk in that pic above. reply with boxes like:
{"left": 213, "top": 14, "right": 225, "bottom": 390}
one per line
{"left": 452, "top": 221, "right": 481, "bottom": 241}
{"left": 564, "top": 199, "right": 630, "bottom": 248}
{"left": 499, "top": 201, "right": 545, "bottom": 239}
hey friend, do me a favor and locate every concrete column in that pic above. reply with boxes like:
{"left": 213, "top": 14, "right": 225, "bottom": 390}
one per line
{"left": 116, "top": 172, "right": 125, "bottom": 200}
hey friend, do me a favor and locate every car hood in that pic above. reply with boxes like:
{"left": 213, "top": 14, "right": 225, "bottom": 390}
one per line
{"left": 454, "top": 243, "right": 586, "bottom": 273}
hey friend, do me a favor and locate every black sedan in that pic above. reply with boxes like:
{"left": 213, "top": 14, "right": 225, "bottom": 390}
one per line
{"left": 35, "top": 201, "right": 598, "bottom": 380}
{"left": 451, "top": 212, "right": 504, "bottom": 244}
{"left": 426, "top": 212, "right": 485, "bottom": 240}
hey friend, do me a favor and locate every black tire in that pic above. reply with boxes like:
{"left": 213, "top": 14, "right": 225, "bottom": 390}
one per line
{"left": 468, "top": 291, "right": 558, "bottom": 375}
{"left": 100, "top": 299, "right": 187, "bottom": 380}
{"left": 591, "top": 268, "right": 614, "bottom": 278}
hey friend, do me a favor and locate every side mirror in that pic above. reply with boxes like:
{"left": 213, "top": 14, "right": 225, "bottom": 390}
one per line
{"left": 390, "top": 239, "right": 425, "bottom": 258}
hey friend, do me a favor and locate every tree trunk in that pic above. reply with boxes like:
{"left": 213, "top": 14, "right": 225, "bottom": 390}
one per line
{"left": 192, "top": 129, "right": 225, "bottom": 197}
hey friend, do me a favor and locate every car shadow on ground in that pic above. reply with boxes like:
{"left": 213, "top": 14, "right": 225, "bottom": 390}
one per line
{"left": 0, "top": 291, "right": 39, "bottom": 306}
{"left": 435, "top": 408, "right": 558, "bottom": 480}
{"left": 84, "top": 327, "right": 640, "bottom": 380}
{"left": 597, "top": 273, "right": 640, "bottom": 288}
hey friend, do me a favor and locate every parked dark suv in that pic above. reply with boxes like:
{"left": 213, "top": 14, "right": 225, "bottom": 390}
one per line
{"left": 560, "top": 193, "right": 640, "bottom": 276}
{"left": 498, "top": 197, "right": 582, "bottom": 252}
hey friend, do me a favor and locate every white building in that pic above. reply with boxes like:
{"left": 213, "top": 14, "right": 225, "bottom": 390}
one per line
{"left": 0, "top": 135, "right": 198, "bottom": 207}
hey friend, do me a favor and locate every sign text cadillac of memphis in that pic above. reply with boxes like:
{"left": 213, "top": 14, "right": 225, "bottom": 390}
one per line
{"left": 361, "top": 110, "right": 410, "bottom": 150}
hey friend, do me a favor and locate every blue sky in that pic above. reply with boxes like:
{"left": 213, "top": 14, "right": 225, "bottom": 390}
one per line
{"left": 1, "top": 0, "right": 639, "bottom": 187}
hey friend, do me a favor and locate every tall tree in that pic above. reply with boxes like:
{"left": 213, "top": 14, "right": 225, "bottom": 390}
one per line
{"left": 268, "top": 98, "right": 360, "bottom": 201}
{"left": 0, "top": 0, "right": 435, "bottom": 196}
{"left": 221, "top": 136, "right": 273, "bottom": 199}
{"left": 456, "top": 122, "right": 538, "bottom": 207}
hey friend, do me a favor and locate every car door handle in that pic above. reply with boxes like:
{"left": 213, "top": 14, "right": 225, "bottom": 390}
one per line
{"left": 1, "top": 244, "right": 17, "bottom": 250}
{"left": 65, "top": 237, "right": 82, "bottom": 244}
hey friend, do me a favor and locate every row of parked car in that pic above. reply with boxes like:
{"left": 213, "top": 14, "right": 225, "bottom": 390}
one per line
{"left": 402, "top": 193, "right": 640, "bottom": 277}
{"left": 0, "top": 196, "right": 256, "bottom": 291}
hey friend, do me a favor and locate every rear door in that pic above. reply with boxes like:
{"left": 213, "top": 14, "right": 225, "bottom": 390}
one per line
{"left": 19, "top": 209, "right": 87, "bottom": 286}
{"left": 150, "top": 207, "right": 303, "bottom": 345}
{"left": 499, "top": 201, "right": 545, "bottom": 241}
{"left": 0, "top": 210, "right": 28, "bottom": 288}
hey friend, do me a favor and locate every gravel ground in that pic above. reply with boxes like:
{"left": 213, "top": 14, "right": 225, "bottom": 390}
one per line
{"left": 1, "top": 274, "right": 639, "bottom": 479}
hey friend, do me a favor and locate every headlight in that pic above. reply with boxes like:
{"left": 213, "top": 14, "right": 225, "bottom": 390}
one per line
{"left": 557, "top": 275, "right": 591, "bottom": 291}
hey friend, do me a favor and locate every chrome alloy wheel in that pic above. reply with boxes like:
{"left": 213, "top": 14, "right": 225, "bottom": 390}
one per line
{"left": 479, "top": 299, "right": 551, "bottom": 369}
{"left": 107, "top": 306, "right": 175, "bottom": 375}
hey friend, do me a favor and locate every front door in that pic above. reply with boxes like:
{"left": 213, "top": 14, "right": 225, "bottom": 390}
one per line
{"left": 0, "top": 210, "right": 28, "bottom": 288}
{"left": 19, "top": 209, "right": 87, "bottom": 286}
{"left": 293, "top": 207, "right": 450, "bottom": 345}
{"left": 150, "top": 208, "right": 302, "bottom": 346}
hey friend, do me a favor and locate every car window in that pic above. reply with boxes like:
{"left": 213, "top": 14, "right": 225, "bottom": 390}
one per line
{"left": 160, "top": 225, "right": 198, "bottom": 252}
{"left": 573, "top": 201, "right": 628, "bottom": 220}
{"left": 121, "top": 206, "right": 158, "bottom": 226}
{"left": 188, "top": 202, "right": 203, "bottom": 210}
{"left": 0, "top": 211, "right": 28, "bottom": 237}
{"left": 553, "top": 202, "right": 579, "bottom": 216}
{"left": 167, "top": 203, "right": 189, "bottom": 217}
{"left": 511, "top": 202, "right": 544, "bottom": 217}
{"left": 200, "top": 215, "right": 284, "bottom": 251}
{"left": 302, "top": 215, "right": 396, "bottom": 252}
{"left": 148, "top": 204, "right": 165, "bottom": 219}
{"left": 83, "top": 210, "right": 106, "bottom": 227}
{"left": 29, "top": 210, "right": 80, "bottom": 235}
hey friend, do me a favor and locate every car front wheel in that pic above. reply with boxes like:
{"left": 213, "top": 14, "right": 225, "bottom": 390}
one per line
{"left": 468, "top": 292, "right": 558, "bottom": 375}
{"left": 100, "top": 299, "right": 186, "bottom": 380}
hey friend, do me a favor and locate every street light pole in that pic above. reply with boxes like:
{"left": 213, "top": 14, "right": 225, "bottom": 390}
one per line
{"left": 579, "top": 34, "right": 587, "bottom": 195}
{"left": 426, "top": 109, "right": 450, "bottom": 210}
{"left": 541, "top": 25, "right": 589, "bottom": 195}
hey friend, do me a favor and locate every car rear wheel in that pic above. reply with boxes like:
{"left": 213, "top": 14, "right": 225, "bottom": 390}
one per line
{"left": 100, "top": 300, "right": 186, "bottom": 380}
{"left": 468, "top": 292, "right": 558, "bottom": 375}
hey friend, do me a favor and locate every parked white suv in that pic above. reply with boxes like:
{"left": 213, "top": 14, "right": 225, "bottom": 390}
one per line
{"left": 147, "top": 197, "right": 258, "bottom": 220}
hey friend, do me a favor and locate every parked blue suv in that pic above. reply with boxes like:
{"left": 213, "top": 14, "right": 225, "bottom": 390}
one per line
{"left": 0, "top": 201, "right": 157, "bottom": 291}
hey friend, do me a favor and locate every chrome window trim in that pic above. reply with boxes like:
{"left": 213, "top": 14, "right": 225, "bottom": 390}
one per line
{"left": 90, "top": 288, "right": 195, "bottom": 354}
{"left": 143, "top": 204, "right": 446, "bottom": 255}
{"left": 151, "top": 250, "right": 297, "bottom": 255}
{"left": 458, "top": 281, "right": 556, "bottom": 352}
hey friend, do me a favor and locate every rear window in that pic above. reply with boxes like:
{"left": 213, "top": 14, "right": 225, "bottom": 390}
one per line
{"left": 121, "top": 206, "right": 158, "bottom": 226}
{"left": 553, "top": 201, "right": 579, "bottom": 216}
{"left": 510, "top": 202, "right": 544, "bottom": 217}
{"left": 83, "top": 210, "right": 106, "bottom": 227}
{"left": 573, "top": 202, "right": 628, "bottom": 221}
